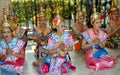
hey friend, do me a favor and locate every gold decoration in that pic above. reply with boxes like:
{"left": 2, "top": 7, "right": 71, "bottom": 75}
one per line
{"left": 46, "top": 4, "right": 52, "bottom": 23}
{"left": 1, "top": 8, "right": 13, "bottom": 31}
{"left": 7, "top": 4, "right": 19, "bottom": 30}
{"left": 52, "top": 8, "right": 64, "bottom": 29}
{"left": 93, "top": 3, "right": 96, "bottom": 13}
{"left": 109, "top": 0, "right": 119, "bottom": 17}
{"left": 39, "top": 5, "right": 45, "bottom": 17}
{"left": 76, "top": 5, "right": 83, "bottom": 19}
{"left": 112, "top": 0, "right": 118, "bottom": 7}
{"left": 38, "top": 4, "right": 46, "bottom": 24}
{"left": 90, "top": 3, "right": 101, "bottom": 25}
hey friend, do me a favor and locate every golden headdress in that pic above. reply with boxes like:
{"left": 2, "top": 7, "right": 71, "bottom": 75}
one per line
{"left": 7, "top": 4, "right": 19, "bottom": 30}
{"left": 7, "top": 4, "right": 13, "bottom": 21}
{"left": 90, "top": 3, "right": 101, "bottom": 25}
{"left": 1, "top": 8, "right": 13, "bottom": 31}
{"left": 76, "top": 4, "right": 84, "bottom": 19}
{"left": 39, "top": 5, "right": 46, "bottom": 17}
{"left": 46, "top": 4, "right": 52, "bottom": 22}
{"left": 52, "top": 8, "right": 64, "bottom": 29}
{"left": 108, "top": 0, "right": 119, "bottom": 16}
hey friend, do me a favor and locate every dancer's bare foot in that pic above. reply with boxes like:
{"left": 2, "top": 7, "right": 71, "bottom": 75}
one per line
{"left": 112, "top": 56, "right": 118, "bottom": 61}
{"left": 112, "top": 55, "right": 120, "bottom": 61}
{"left": 117, "top": 54, "right": 120, "bottom": 58}
{"left": 32, "top": 61, "right": 39, "bottom": 67}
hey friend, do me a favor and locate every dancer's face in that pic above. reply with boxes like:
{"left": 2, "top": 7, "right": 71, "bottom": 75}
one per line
{"left": 78, "top": 16, "right": 84, "bottom": 24}
{"left": 2, "top": 27, "right": 13, "bottom": 40}
{"left": 39, "top": 16, "right": 46, "bottom": 26}
{"left": 93, "top": 18, "right": 102, "bottom": 30}
{"left": 57, "top": 22, "right": 65, "bottom": 34}
{"left": 112, "top": 11, "right": 119, "bottom": 20}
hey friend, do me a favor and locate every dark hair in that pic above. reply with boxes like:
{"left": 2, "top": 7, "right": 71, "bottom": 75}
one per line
{"left": 52, "top": 28, "right": 57, "bottom": 32}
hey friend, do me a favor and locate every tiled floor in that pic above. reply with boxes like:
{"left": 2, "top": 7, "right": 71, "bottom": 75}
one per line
{"left": 23, "top": 40, "right": 120, "bottom": 75}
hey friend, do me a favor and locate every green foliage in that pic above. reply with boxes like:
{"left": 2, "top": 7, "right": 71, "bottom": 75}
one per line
{"left": 12, "top": 0, "right": 112, "bottom": 24}
{"left": 12, "top": 0, "right": 39, "bottom": 23}
{"left": 12, "top": 0, "right": 77, "bottom": 23}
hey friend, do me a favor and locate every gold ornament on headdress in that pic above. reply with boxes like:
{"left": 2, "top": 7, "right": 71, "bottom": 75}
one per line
{"left": 109, "top": 0, "right": 119, "bottom": 16}
{"left": 52, "top": 8, "right": 64, "bottom": 29}
{"left": 7, "top": 4, "right": 19, "bottom": 30}
{"left": 1, "top": 8, "right": 13, "bottom": 31}
{"left": 39, "top": 5, "right": 45, "bottom": 17}
{"left": 56, "top": 9, "right": 62, "bottom": 20}
{"left": 7, "top": 4, "right": 13, "bottom": 21}
{"left": 46, "top": 4, "right": 52, "bottom": 23}
{"left": 76, "top": 4, "right": 85, "bottom": 20}
{"left": 90, "top": 3, "right": 101, "bottom": 25}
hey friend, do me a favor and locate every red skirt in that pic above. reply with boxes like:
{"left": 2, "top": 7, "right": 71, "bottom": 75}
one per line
{"left": 74, "top": 40, "right": 81, "bottom": 51}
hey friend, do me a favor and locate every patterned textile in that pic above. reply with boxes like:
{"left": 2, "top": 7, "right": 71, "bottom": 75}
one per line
{"left": 106, "top": 24, "right": 119, "bottom": 48}
{"left": 38, "top": 31, "right": 76, "bottom": 75}
{"left": 33, "top": 29, "right": 41, "bottom": 38}
{"left": 33, "top": 29, "right": 52, "bottom": 59}
{"left": 106, "top": 38, "right": 118, "bottom": 48}
{"left": 17, "top": 28, "right": 27, "bottom": 39}
{"left": 81, "top": 28, "right": 115, "bottom": 71}
{"left": 81, "top": 28, "right": 107, "bottom": 43}
{"left": 0, "top": 38, "right": 25, "bottom": 74}
{"left": 74, "top": 40, "right": 82, "bottom": 51}
{"left": 38, "top": 63, "right": 49, "bottom": 74}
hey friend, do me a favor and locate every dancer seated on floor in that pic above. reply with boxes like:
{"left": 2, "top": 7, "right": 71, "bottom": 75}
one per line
{"left": 71, "top": 5, "right": 88, "bottom": 51}
{"left": 81, "top": 11, "right": 115, "bottom": 71}
{"left": 33, "top": 10, "right": 76, "bottom": 75}
{"left": 105, "top": 5, "right": 120, "bottom": 48}
{"left": 0, "top": 14, "right": 26, "bottom": 75}
{"left": 30, "top": 6, "right": 51, "bottom": 59}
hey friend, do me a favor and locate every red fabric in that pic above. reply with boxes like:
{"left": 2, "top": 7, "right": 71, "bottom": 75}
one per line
{"left": 100, "top": 14, "right": 105, "bottom": 19}
{"left": 5, "top": 58, "right": 25, "bottom": 67}
{"left": 108, "top": 10, "right": 112, "bottom": 15}
{"left": 86, "top": 51, "right": 115, "bottom": 71}
{"left": 61, "top": 66, "right": 68, "bottom": 73}
{"left": 74, "top": 40, "right": 81, "bottom": 51}
{"left": 70, "top": 65, "right": 76, "bottom": 71}
{"left": 61, "top": 62, "right": 76, "bottom": 73}
{"left": 53, "top": 18, "right": 58, "bottom": 25}
{"left": 38, "top": 63, "right": 49, "bottom": 74}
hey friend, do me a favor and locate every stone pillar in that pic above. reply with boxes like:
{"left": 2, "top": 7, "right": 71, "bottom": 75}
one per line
{"left": 0, "top": 0, "right": 11, "bottom": 25}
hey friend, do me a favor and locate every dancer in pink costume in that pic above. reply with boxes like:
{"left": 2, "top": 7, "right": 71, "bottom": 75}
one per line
{"left": 81, "top": 12, "right": 115, "bottom": 71}
{"left": 38, "top": 10, "right": 76, "bottom": 75}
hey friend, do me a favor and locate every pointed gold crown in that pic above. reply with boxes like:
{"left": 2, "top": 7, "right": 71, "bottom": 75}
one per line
{"left": 109, "top": 0, "right": 119, "bottom": 15}
{"left": 90, "top": 3, "right": 101, "bottom": 24}
{"left": 76, "top": 4, "right": 84, "bottom": 19}
{"left": 39, "top": 5, "right": 46, "bottom": 17}
{"left": 56, "top": 9, "right": 61, "bottom": 19}
{"left": 8, "top": 5, "right": 15, "bottom": 21}
{"left": 7, "top": 5, "right": 18, "bottom": 30}
{"left": 52, "top": 8, "right": 64, "bottom": 28}
{"left": 1, "top": 8, "right": 13, "bottom": 31}
{"left": 46, "top": 4, "right": 52, "bottom": 22}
